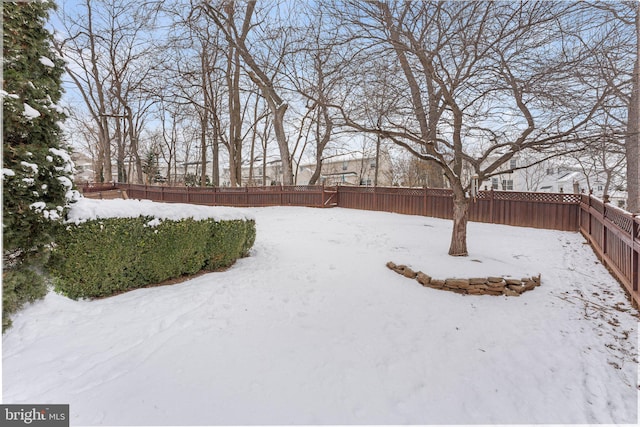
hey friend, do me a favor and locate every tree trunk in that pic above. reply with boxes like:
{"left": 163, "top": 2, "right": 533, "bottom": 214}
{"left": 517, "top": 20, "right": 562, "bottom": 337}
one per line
{"left": 116, "top": 119, "right": 126, "bottom": 183}
{"left": 374, "top": 134, "right": 381, "bottom": 187}
{"left": 626, "top": 12, "right": 639, "bottom": 212}
{"left": 200, "top": 113, "right": 208, "bottom": 186}
{"left": 272, "top": 105, "right": 293, "bottom": 185}
{"left": 211, "top": 124, "right": 219, "bottom": 187}
{"left": 448, "top": 188, "right": 469, "bottom": 256}
{"left": 309, "top": 152, "right": 323, "bottom": 185}
{"left": 96, "top": 141, "right": 105, "bottom": 183}
{"left": 100, "top": 117, "right": 112, "bottom": 182}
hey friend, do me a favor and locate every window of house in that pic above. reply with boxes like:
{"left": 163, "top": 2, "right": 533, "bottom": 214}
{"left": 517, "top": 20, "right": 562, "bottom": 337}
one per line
{"left": 491, "top": 177, "right": 499, "bottom": 190}
{"left": 618, "top": 200, "right": 625, "bottom": 208}
{"left": 342, "top": 161, "right": 348, "bottom": 171}
{"left": 597, "top": 185, "right": 603, "bottom": 191}
{"left": 501, "top": 179, "right": 513, "bottom": 191}
{"left": 546, "top": 168, "right": 554, "bottom": 175}
{"left": 370, "top": 161, "right": 376, "bottom": 169}
{"left": 510, "top": 159, "right": 517, "bottom": 169}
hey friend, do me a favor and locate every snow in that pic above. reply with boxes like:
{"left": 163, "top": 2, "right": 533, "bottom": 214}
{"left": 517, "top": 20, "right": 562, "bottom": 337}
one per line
{"left": 56, "top": 176, "right": 73, "bottom": 190}
{"left": 29, "top": 203, "right": 61, "bottom": 221}
{"left": 20, "top": 161, "right": 38, "bottom": 174}
{"left": 49, "top": 147, "right": 72, "bottom": 164}
{"left": 22, "top": 103, "right": 41, "bottom": 120}
{"left": 39, "top": 56, "right": 55, "bottom": 67}
{"left": 2, "top": 168, "right": 16, "bottom": 177}
{"left": 44, "top": 210, "right": 60, "bottom": 221}
{"left": 29, "top": 202, "right": 46, "bottom": 212}
{"left": 65, "top": 198, "right": 254, "bottom": 225}
{"left": 144, "top": 218, "right": 162, "bottom": 228}
{"left": 0, "top": 90, "right": 19, "bottom": 100}
{"left": 2, "top": 206, "right": 638, "bottom": 425}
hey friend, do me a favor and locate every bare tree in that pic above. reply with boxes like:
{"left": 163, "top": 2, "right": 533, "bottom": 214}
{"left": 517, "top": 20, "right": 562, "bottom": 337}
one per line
{"left": 572, "top": 128, "right": 627, "bottom": 197}
{"left": 56, "top": 0, "right": 160, "bottom": 183}
{"left": 630, "top": 7, "right": 640, "bottom": 211}
{"left": 568, "top": 1, "right": 638, "bottom": 210}
{"left": 201, "top": 0, "right": 295, "bottom": 185}
{"left": 333, "top": 1, "right": 610, "bottom": 256}
{"left": 55, "top": 0, "right": 113, "bottom": 182}
{"left": 159, "top": 0, "right": 229, "bottom": 186}
{"left": 286, "top": 7, "right": 346, "bottom": 185}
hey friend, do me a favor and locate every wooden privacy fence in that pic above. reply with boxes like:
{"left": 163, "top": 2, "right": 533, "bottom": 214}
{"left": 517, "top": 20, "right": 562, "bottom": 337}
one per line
{"left": 337, "top": 186, "right": 581, "bottom": 231}
{"left": 80, "top": 183, "right": 638, "bottom": 306}
{"left": 580, "top": 195, "right": 639, "bottom": 307}
{"left": 97, "top": 183, "right": 339, "bottom": 208}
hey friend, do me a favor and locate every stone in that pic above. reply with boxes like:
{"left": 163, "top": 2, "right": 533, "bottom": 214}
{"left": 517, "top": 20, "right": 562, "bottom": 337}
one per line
{"left": 483, "top": 290, "right": 504, "bottom": 296}
{"left": 523, "top": 280, "right": 536, "bottom": 291}
{"left": 467, "top": 288, "right": 485, "bottom": 295}
{"left": 469, "top": 277, "right": 488, "bottom": 285}
{"left": 488, "top": 276, "right": 504, "bottom": 283}
{"left": 446, "top": 279, "right": 470, "bottom": 289}
{"left": 386, "top": 261, "right": 397, "bottom": 270}
{"left": 507, "top": 284, "right": 525, "bottom": 293}
{"left": 505, "top": 278, "right": 522, "bottom": 286}
{"left": 430, "top": 279, "right": 445, "bottom": 289}
{"left": 416, "top": 272, "right": 431, "bottom": 286}
{"left": 503, "top": 288, "right": 520, "bottom": 297}
{"left": 403, "top": 267, "right": 417, "bottom": 279}
{"left": 487, "top": 279, "right": 506, "bottom": 289}
{"left": 468, "top": 283, "right": 489, "bottom": 290}
{"left": 533, "top": 275, "right": 541, "bottom": 285}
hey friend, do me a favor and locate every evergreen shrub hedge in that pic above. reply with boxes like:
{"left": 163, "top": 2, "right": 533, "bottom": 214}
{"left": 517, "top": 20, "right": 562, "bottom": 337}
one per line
{"left": 2, "top": 269, "right": 48, "bottom": 331}
{"left": 48, "top": 216, "right": 256, "bottom": 299}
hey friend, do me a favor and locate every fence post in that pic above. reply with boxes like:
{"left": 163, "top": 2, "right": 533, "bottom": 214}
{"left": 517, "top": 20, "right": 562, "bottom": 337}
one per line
{"left": 602, "top": 197, "right": 608, "bottom": 256}
{"left": 423, "top": 187, "right": 428, "bottom": 216}
{"left": 633, "top": 215, "right": 638, "bottom": 293}
{"left": 588, "top": 194, "right": 592, "bottom": 237}
{"left": 373, "top": 185, "right": 378, "bottom": 211}
{"left": 489, "top": 190, "right": 496, "bottom": 224}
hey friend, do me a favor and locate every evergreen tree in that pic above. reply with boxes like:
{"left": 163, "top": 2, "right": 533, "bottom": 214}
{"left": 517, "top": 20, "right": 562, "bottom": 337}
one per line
{"left": 2, "top": 0, "right": 78, "bottom": 330}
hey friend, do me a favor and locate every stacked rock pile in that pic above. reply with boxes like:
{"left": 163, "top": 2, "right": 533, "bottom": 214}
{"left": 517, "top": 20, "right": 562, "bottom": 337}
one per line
{"left": 386, "top": 261, "right": 540, "bottom": 296}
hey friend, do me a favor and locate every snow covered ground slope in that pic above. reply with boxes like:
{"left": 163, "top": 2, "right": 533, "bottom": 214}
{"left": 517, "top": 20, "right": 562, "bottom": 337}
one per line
{"left": 2, "top": 206, "right": 638, "bottom": 425}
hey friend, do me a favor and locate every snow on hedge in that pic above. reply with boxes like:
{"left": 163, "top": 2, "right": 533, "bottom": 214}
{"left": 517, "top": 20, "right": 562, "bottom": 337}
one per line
{"left": 66, "top": 197, "right": 254, "bottom": 225}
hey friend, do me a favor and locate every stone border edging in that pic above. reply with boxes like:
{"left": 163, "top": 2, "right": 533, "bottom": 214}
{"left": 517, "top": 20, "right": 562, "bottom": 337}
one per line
{"left": 386, "top": 261, "right": 540, "bottom": 296}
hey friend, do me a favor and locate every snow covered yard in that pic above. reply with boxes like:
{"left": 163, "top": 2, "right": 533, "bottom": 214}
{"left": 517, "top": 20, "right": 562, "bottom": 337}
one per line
{"left": 2, "top": 205, "right": 638, "bottom": 425}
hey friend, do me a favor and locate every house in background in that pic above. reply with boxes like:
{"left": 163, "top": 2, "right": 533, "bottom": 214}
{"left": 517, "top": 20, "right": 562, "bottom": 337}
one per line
{"left": 481, "top": 155, "right": 627, "bottom": 209}
{"left": 71, "top": 151, "right": 95, "bottom": 184}
{"left": 221, "top": 151, "right": 394, "bottom": 187}
{"left": 535, "top": 166, "right": 627, "bottom": 209}
{"left": 304, "top": 151, "right": 394, "bottom": 186}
